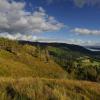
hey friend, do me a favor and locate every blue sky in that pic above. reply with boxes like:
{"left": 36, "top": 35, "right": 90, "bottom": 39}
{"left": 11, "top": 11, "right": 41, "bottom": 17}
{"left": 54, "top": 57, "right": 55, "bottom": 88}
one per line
{"left": 18, "top": 0, "right": 100, "bottom": 45}
{"left": 0, "top": 0, "right": 100, "bottom": 45}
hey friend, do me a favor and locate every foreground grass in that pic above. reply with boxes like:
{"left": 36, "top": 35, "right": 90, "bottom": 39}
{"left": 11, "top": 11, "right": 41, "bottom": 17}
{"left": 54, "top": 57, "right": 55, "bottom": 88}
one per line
{"left": 0, "top": 77, "right": 99, "bottom": 100}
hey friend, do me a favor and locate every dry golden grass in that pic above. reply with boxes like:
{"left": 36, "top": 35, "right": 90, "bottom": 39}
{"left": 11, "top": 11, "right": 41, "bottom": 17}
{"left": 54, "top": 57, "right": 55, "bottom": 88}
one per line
{"left": 0, "top": 77, "right": 99, "bottom": 100}
{"left": 0, "top": 49, "right": 67, "bottom": 78}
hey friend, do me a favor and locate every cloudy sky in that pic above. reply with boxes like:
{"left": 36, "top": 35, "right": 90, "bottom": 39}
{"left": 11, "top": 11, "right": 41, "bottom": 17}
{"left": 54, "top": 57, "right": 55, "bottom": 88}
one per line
{"left": 0, "top": 0, "right": 100, "bottom": 46}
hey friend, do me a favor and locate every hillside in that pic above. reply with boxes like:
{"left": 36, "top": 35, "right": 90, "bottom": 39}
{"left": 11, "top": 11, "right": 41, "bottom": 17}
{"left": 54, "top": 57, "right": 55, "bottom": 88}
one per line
{"left": 20, "top": 40, "right": 100, "bottom": 82}
{"left": 0, "top": 38, "right": 100, "bottom": 100}
{"left": 0, "top": 38, "right": 99, "bottom": 81}
{"left": 0, "top": 38, "right": 67, "bottom": 79}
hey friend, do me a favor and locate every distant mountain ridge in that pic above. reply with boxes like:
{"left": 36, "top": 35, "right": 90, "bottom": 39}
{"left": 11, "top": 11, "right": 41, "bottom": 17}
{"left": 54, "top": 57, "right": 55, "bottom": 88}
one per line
{"left": 19, "top": 40, "right": 100, "bottom": 57}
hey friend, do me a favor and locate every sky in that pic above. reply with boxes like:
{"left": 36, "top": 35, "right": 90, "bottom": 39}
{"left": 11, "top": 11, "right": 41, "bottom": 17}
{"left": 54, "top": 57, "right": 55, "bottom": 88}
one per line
{"left": 0, "top": 0, "right": 100, "bottom": 46}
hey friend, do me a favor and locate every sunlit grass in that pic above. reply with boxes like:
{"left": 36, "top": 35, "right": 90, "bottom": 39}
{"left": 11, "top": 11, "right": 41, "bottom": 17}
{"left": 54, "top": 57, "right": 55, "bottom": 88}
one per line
{"left": 0, "top": 77, "right": 99, "bottom": 100}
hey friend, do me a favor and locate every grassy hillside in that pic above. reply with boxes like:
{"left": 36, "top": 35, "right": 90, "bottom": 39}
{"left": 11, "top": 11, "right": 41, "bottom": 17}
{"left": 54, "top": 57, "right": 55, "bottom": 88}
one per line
{"left": 0, "top": 38, "right": 100, "bottom": 100}
{"left": 0, "top": 38, "right": 67, "bottom": 79}
{"left": 0, "top": 38, "right": 100, "bottom": 82}
{"left": 0, "top": 77, "right": 100, "bottom": 100}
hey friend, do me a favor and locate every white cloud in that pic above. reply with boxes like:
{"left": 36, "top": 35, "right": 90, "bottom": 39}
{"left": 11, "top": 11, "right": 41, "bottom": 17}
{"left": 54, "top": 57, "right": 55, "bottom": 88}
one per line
{"left": 0, "top": 32, "right": 97, "bottom": 46}
{"left": 72, "top": 28, "right": 100, "bottom": 35}
{"left": 65, "top": 39, "right": 97, "bottom": 46}
{"left": 0, "top": 32, "right": 38, "bottom": 41}
{"left": 0, "top": 0, "right": 64, "bottom": 40}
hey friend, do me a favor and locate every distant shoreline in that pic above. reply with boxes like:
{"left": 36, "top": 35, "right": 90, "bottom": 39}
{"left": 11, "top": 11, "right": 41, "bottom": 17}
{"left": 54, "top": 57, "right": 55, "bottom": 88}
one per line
{"left": 86, "top": 48, "right": 100, "bottom": 51}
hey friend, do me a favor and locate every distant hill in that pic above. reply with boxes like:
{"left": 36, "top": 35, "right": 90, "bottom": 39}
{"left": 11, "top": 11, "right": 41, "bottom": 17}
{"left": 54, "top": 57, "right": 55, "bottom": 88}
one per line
{"left": 19, "top": 41, "right": 91, "bottom": 54}
{"left": 19, "top": 40, "right": 100, "bottom": 58}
